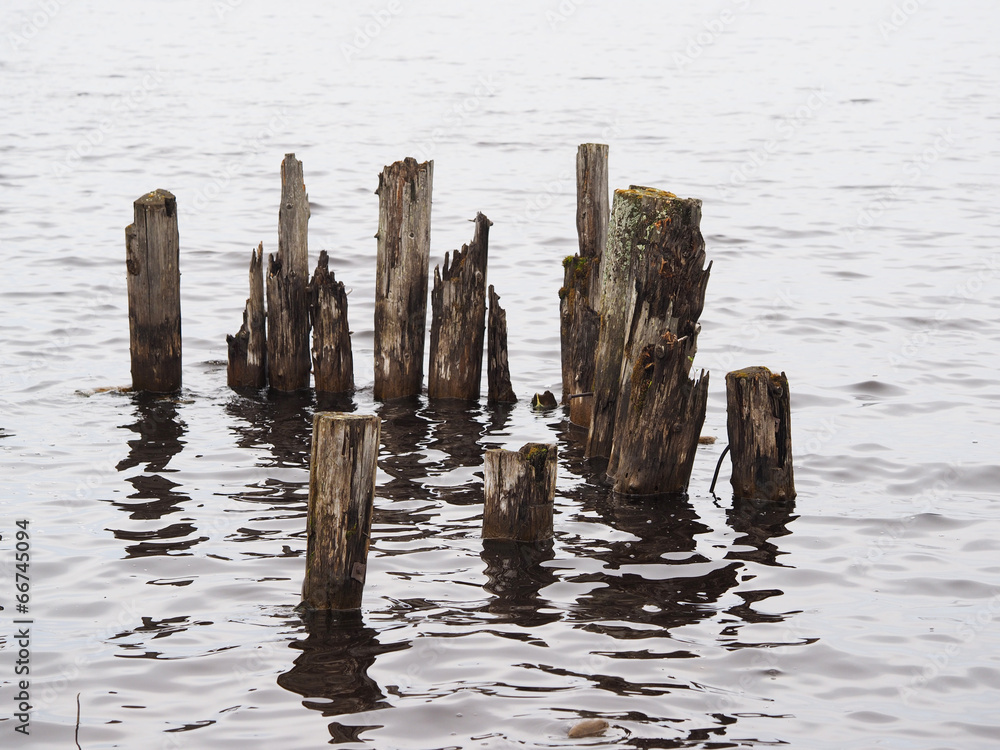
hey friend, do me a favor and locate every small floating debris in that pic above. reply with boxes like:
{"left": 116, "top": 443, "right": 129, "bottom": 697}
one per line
{"left": 567, "top": 719, "right": 609, "bottom": 738}
{"left": 698, "top": 435, "right": 716, "bottom": 444}
{"left": 76, "top": 386, "right": 131, "bottom": 397}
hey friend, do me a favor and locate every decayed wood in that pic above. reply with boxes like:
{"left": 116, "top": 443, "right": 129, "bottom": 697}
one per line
{"left": 560, "top": 144, "right": 608, "bottom": 403}
{"left": 605, "top": 189, "right": 712, "bottom": 496}
{"left": 429, "top": 212, "right": 491, "bottom": 400}
{"left": 309, "top": 250, "right": 354, "bottom": 394}
{"left": 487, "top": 285, "right": 517, "bottom": 404}
{"left": 226, "top": 243, "right": 267, "bottom": 389}
{"left": 126, "top": 188, "right": 181, "bottom": 393}
{"left": 483, "top": 443, "right": 557, "bottom": 542}
{"left": 725, "top": 367, "right": 796, "bottom": 501}
{"left": 267, "top": 154, "right": 312, "bottom": 391}
{"left": 303, "top": 413, "right": 380, "bottom": 610}
{"left": 374, "top": 157, "right": 433, "bottom": 400}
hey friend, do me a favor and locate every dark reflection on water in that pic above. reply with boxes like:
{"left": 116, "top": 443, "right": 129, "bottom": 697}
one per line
{"left": 481, "top": 539, "right": 559, "bottom": 627}
{"left": 225, "top": 389, "right": 317, "bottom": 468}
{"left": 725, "top": 496, "right": 797, "bottom": 568}
{"left": 278, "top": 609, "right": 407, "bottom": 744}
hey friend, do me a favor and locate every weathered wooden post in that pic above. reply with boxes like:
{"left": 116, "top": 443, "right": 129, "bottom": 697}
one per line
{"left": 267, "top": 153, "right": 311, "bottom": 392}
{"left": 303, "top": 413, "right": 380, "bottom": 611}
{"left": 483, "top": 443, "right": 557, "bottom": 542}
{"left": 374, "top": 157, "right": 433, "bottom": 400}
{"left": 309, "top": 250, "right": 354, "bottom": 394}
{"left": 227, "top": 243, "right": 267, "bottom": 389}
{"left": 560, "top": 143, "right": 608, "bottom": 406}
{"left": 125, "top": 188, "right": 181, "bottom": 393}
{"left": 487, "top": 285, "right": 517, "bottom": 405}
{"left": 429, "top": 213, "right": 491, "bottom": 400}
{"left": 725, "top": 367, "right": 795, "bottom": 501}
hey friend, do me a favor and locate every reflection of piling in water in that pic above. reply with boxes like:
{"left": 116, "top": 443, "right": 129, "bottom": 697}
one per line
{"left": 481, "top": 539, "right": 559, "bottom": 627}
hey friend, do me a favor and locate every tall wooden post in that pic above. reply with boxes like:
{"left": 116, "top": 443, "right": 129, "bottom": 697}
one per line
{"left": 429, "top": 212, "right": 490, "bottom": 400}
{"left": 483, "top": 443, "right": 557, "bottom": 542}
{"left": 266, "top": 154, "right": 311, "bottom": 392}
{"left": 227, "top": 243, "right": 267, "bottom": 389}
{"left": 374, "top": 157, "right": 433, "bottom": 400}
{"left": 309, "top": 250, "right": 354, "bottom": 394}
{"left": 303, "top": 413, "right": 381, "bottom": 611}
{"left": 126, "top": 188, "right": 181, "bottom": 393}
{"left": 487, "top": 285, "right": 517, "bottom": 405}
{"left": 560, "top": 144, "right": 608, "bottom": 405}
{"left": 726, "top": 367, "right": 796, "bottom": 501}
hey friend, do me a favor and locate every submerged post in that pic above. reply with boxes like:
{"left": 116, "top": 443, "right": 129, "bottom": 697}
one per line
{"left": 483, "top": 443, "right": 557, "bottom": 542}
{"left": 725, "top": 367, "right": 796, "bottom": 501}
{"left": 303, "top": 413, "right": 381, "bottom": 610}
{"left": 227, "top": 243, "right": 267, "bottom": 389}
{"left": 267, "top": 154, "right": 312, "bottom": 391}
{"left": 429, "top": 212, "right": 491, "bottom": 400}
{"left": 487, "top": 285, "right": 517, "bottom": 405}
{"left": 126, "top": 188, "right": 181, "bottom": 393}
{"left": 374, "top": 157, "right": 433, "bottom": 400}
{"left": 309, "top": 250, "right": 354, "bottom": 394}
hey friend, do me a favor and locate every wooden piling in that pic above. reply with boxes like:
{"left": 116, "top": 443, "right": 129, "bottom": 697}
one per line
{"left": 429, "top": 213, "right": 491, "bottom": 400}
{"left": 226, "top": 243, "right": 267, "bottom": 389}
{"left": 309, "top": 250, "right": 354, "bottom": 394}
{"left": 126, "top": 188, "right": 181, "bottom": 393}
{"left": 487, "top": 285, "right": 517, "bottom": 405}
{"left": 267, "top": 154, "right": 312, "bottom": 391}
{"left": 483, "top": 443, "right": 557, "bottom": 542}
{"left": 303, "top": 413, "right": 381, "bottom": 611}
{"left": 374, "top": 157, "right": 433, "bottom": 400}
{"left": 725, "top": 367, "right": 795, "bottom": 501}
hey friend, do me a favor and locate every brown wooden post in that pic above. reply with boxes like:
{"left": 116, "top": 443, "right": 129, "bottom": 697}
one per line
{"left": 725, "top": 367, "right": 796, "bottom": 501}
{"left": 483, "top": 443, "right": 557, "bottom": 542}
{"left": 227, "top": 243, "right": 267, "bottom": 389}
{"left": 309, "top": 250, "right": 354, "bottom": 394}
{"left": 126, "top": 188, "right": 181, "bottom": 393}
{"left": 303, "top": 413, "right": 380, "bottom": 610}
{"left": 267, "top": 154, "right": 311, "bottom": 391}
{"left": 374, "top": 157, "right": 433, "bottom": 400}
{"left": 429, "top": 212, "right": 491, "bottom": 400}
{"left": 487, "top": 285, "right": 517, "bottom": 405}
{"left": 605, "top": 189, "right": 712, "bottom": 496}
{"left": 560, "top": 143, "right": 608, "bottom": 405}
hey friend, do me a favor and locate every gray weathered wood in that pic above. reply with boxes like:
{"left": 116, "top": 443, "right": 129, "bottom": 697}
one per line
{"left": 227, "top": 242, "right": 267, "bottom": 389}
{"left": 374, "top": 157, "right": 433, "bottom": 400}
{"left": 126, "top": 188, "right": 181, "bottom": 393}
{"left": 576, "top": 143, "right": 609, "bottom": 262}
{"left": 303, "top": 413, "right": 380, "bottom": 610}
{"left": 483, "top": 443, "right": 557, "bottom": 542}
{"left": 309, "top": 250, "right": 354, "bottom": 394}
{"left": 487, "top": 285, "right": 517, "bottom": 405}
{"left": 429, "top": 212, "right": 491, "bottom": 400}
{"left": 726, "top": 367, "right": 796, "bottom": 501}
{"left": 267, "top": 154, "right": 311, "bottom": 391}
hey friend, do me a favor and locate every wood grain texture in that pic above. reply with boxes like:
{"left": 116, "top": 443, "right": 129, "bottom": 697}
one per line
{"left": 483, "top": 443, "right": 557, "bottom": 542}
{"left": 309, "top": 250, "right": 354, "bottom": 394}
{"left": 226, "top": 243, "right": 267, "bottom": 389}
{"left": 487, "top": 285, "right": 517, "bottom": 405}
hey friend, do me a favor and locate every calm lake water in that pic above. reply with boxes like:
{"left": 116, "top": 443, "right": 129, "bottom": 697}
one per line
{"left": 2, "top": 0, "right": 1000, "bottom": 747}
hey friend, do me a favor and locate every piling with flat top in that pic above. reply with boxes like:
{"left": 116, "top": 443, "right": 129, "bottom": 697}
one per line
{"left": 725, "top": 367, "right": 795, "bottom": 501}
{"left": 227, "top": 243, "right": 267, "bottom": 389}
{"left": 429, "top": 212, "right": 491, "bottom": 400}
{"left": 309, "top": 250, "right": 354, "bottom": 394}
{"left": 267, "top": 154, "right": 312, "bottom": 391}
{"left": 483, "top": 443, "right": 557, "bottom": 542}
{"left": 487, "top": 285, "right": 517, "bottom": 405}
{"left": 303, "top": 413, "right": 381, "bottom": 611}
{"left": 374, "top": 157, "right": 433, "bottom": 400}
{"left": 126, "top": 188, "right": 181, "bottom": 393}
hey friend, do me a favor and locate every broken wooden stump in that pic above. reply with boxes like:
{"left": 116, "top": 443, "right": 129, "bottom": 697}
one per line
{"left": 531, "top": 391, "right": 558, "bottom": 410}
{"left": 429, "top": 212, "right": 491, "bottom": 400}
{"left": 725, "top": 367, "right": 795, "bottom": 501}
{"left": 483, "top": 443, "right": 557, "bottom": 542}
{"left": 309, "top": 250, "right": 354, "bottom": 394}
{"left": 303, "top": 413, "right": 380, "bottom": 611}
{"left": 227, "top": 243, "right": 267, "bottom": 389}
{"left": 487, "top": 285, "right": 517, "bottom": 405}
{"left": 374, "top": 157, "right": 433, "bottom": 400}
{"left": 267, "top": 154, "right": 312, "bottom": 391}
{"left": 126, "top": 188, "right": 181, "bottom": 393}
{"left": 560, "top": 143, "right": 608, "bottom": 403}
